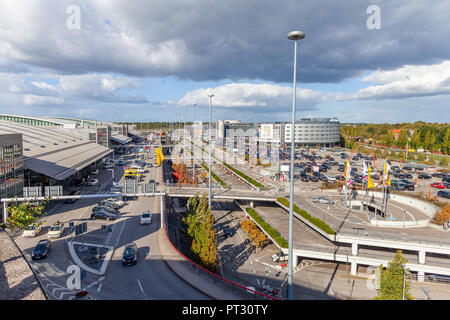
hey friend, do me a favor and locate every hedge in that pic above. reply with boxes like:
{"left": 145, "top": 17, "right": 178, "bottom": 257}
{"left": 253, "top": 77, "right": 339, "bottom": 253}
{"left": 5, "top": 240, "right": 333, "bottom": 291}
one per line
{"left": 245, "top": 208, "right": 288, "bottom": 248}
{"left": 200, "top": 163, "right": 228, "bottom": 188}
{"left": 277, "top": 197, "right": 336, "bottom": 235}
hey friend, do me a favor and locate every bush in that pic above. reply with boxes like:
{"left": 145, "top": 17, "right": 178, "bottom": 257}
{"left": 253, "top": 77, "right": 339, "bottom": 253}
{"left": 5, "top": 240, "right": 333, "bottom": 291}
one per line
{"left": 432, "top": 204, "right": 450, "bottom": 225}
{"left": 277, "top": 197, "right": 336, "bottom": 235}
{"left": 245, "top": 208, "right": 288, "bottom": 248}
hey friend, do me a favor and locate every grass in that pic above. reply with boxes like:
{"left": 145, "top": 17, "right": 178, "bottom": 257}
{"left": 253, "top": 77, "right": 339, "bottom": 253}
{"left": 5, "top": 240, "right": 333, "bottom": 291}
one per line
{"left": 277, "top": 197, "right": 336, "bottom": 235}
{"left": 245, "top": 208, "right": 288, "bottom": 248}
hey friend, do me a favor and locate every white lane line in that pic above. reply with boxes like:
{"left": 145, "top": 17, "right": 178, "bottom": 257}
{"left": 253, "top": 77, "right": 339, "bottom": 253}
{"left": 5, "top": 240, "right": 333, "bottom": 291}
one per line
{"left": 97, "top": 283, "right": 103, "bottom": 292}
{"left": 137, "top": 278, "right": 147, "bottom": 299}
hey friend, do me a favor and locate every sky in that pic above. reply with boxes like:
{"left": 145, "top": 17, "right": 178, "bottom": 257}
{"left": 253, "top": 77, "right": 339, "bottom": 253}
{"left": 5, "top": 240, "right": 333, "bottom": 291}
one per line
{"left": 0, "top": 0, "right": 449, "bottom": 124}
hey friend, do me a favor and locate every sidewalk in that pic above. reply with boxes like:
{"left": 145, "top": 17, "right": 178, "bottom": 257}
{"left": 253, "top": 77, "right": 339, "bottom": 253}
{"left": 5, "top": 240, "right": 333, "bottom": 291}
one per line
{"left": 0, "top": 229, "right": 46, "bottom": 300}
{"left": 157, "top": 226, "right": 247, "bottom": 300}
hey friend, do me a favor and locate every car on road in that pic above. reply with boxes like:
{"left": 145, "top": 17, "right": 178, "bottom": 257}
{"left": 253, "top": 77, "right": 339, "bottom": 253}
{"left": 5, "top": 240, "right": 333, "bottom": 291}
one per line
{"left": 90, "top": 169, "right": 99, "bottom": 175}
{"left": 47, "top": 221, "right": 64, "bottom": 238}
{"left": 104, "top": 163, "right": 115, "bottom": 169}
{"left": 90, "top": 211, "right": 117, "bottom": 221}
{"left": 122, "top": 242, "right": 138, "bottom": 266}
{"left": 117, "top": 159, "right": 125, "bottom": 166}
{"left": 140, "top": 211, "right": 152, "bottom": 224}
{"left": 87, "top": 179, "right": 99, "bottom": 186}
{"left": 223, "top": 226, "right": 232, "bottom": 238}
{"left": 64, "top": 190, "right": 80, "bottom": 204}
{"left": 92, "top": 206, "right": 119, "bottom": 215}
{"left": 431, "top": 182, "right": 446, "bottom": 189}
{"left": 31, "top": 239, "right": 51, "bottom": 260}
{"left": 98, "top": 200, "right": 120, "bottom": 210}
{"left": 22, "top": 223, "right": 42, "bottom": 238}
{"left": 313, "top": 197, "right": 334, "bottom": 205}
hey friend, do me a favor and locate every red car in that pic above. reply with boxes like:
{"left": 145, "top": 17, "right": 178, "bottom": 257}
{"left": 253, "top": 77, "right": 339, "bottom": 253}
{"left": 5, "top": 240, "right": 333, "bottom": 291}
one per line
{"left": 431, "top": 182, "right": 446, "bottom": 189}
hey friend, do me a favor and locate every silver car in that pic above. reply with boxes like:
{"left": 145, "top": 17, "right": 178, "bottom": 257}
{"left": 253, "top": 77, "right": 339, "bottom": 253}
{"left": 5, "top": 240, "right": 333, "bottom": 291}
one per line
{"left": 313, "top": 197, "right": 334, "bottom": 205}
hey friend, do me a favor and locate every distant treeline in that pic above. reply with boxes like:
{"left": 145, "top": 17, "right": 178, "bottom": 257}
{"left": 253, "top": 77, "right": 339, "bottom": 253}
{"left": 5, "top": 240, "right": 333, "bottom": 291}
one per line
{"left": 341, "top": 122, "right": 450, "bottom": 154}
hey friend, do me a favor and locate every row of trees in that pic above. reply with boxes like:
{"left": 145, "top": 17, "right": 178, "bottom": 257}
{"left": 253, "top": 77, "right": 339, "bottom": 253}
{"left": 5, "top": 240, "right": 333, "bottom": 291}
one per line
{"left": 240, "top": 219, "right": 268, "bottom": 249}
{"left": 342, "top": 123, "right": 450, "bottom": 154}
{"left": 181, "top": 193, "right": 219, "bottom": 272}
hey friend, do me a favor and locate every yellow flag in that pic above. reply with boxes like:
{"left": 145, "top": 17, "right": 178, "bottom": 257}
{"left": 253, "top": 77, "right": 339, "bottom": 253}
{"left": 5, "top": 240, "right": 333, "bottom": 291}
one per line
{"left": 160, "top": 147, "right": 165, "bottom": 162}
{"left": 367, "top": 165, "right": 375, "bottom": 188}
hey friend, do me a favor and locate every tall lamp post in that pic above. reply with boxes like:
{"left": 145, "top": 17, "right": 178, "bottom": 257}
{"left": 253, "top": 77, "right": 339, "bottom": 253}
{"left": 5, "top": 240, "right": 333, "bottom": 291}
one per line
{"left": 287, "top": 30, "right": 305, "bottom": 300}
{"left": 192, "top": 103, "right": 197, "bottom": 180}
{"left": 208, "top": 94, "right": 214, "bottom": 208}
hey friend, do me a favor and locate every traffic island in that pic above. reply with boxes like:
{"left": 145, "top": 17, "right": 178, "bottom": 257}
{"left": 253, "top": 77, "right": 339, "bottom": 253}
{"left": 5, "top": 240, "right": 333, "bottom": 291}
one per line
{"left": 67, "top": 241, "right": 114, "bottom": 276}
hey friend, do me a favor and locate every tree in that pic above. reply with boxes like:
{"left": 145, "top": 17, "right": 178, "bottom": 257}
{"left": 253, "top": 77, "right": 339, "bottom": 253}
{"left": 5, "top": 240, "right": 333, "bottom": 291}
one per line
{"left": 4, "top": 199, "right": 48, "bottom": 231}
{"left": 374, "top": 250, "right": 414, "bottom": 300}
{"left": 442, "top": 128, "right": 450, "bottom": 155}
{"left": 396, "top": 130, "right": 409, "bottom": 149}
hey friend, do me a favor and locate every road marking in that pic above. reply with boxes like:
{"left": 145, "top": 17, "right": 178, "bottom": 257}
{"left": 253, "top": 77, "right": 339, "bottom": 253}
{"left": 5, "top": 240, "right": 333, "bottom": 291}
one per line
{"left": 98, "top": 283, "right": 103, "bottom": 292}
{"left": 137, "top": 278, "right": 148, "bottom": 299}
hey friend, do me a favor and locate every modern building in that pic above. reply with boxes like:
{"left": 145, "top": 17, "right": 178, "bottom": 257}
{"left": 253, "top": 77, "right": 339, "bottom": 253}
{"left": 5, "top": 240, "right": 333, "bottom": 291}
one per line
{"left": 283, "top": 117, "right": 340, "bottom": 147}
{"left": 0, "top": 133, "right": 24, "bottom": 220}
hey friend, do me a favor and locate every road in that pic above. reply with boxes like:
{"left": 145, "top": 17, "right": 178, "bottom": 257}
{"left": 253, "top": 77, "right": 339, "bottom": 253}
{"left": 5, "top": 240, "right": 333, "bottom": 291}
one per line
{"left": 13, "top": 151, "right": 208, "bottom": 300}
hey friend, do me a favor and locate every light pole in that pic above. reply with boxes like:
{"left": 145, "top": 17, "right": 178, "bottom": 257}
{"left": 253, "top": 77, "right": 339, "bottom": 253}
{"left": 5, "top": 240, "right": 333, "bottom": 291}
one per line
{"left": 192, "top": 104, "right": 197, "bottom": 181}
{"left": 287, "top": 30, "right": 305, "bottom": 300}
{"left": 208, "top": 94, "right": 214, "bottom": 208}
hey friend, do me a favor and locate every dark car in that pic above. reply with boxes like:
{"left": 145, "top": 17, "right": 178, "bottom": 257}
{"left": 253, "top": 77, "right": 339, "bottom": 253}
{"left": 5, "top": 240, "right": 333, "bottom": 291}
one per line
{"left": 64, "top": 190, "right": 80, "bottom": 204}
{"left": 403, "top": 166, "right": 412, "bottom": 171}
{"left": 437, "top": 190, "right": 450, "bottom": 199}
{"left": 300, "top": 175, "right": 309, "bottom": 182}
{"left": 92, "top": 206, "right": 119, "bottom": 215}
{"left": 223, "top": 227, "right": 232, "bottom": 238}
{"left": 122, "top": 242, "right": 138, "bottom": 266}
{"left": 74, "top": 178, "right": 84, "bottom": 186}
{"left": 309, "top": 175, "right": 319, "bottom": 182}
{"left": 443, "top": 176, "right": 450, "bottom": 183}
{"left": 418, "top": 174, "right": 431, "bottom": 179}
{"left": 401, "top": 180, "right": 415, "bottom": 191}
{"left": 404, "top": 174, "right": 413, "bottom": 179}
{"left": 90, "top": 211, "right": 117, "bottom": 221}
{"left": 390, "top": 181, "right": 406, "bottom": 191}
{"left": 98, "top": 200, "right": 120, "bottom": 210}
{"left": 31, "top": 239, "right": 51, "bottom": 260}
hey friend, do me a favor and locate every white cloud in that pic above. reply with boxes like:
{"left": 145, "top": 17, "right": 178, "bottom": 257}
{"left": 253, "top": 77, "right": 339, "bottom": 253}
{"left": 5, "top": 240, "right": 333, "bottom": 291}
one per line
{"left": 177, "top": 83, "right": 325, "bottom": 110}
{"left": 341, "top": 60, "right": 450, "bottom": 100}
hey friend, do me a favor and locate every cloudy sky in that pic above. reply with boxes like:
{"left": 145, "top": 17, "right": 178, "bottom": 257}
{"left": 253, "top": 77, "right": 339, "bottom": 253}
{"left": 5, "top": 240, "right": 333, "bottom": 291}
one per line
{"left": 0, "top": 0, "right": 449, "bottom": 123}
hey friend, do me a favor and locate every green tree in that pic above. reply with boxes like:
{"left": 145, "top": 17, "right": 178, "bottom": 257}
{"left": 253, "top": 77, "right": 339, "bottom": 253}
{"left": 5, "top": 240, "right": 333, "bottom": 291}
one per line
{"left": 4, "top": 200, "right": 48, "bottom": 231}
{"left": 442, "top": 128, "right": 450, "bottom": 155}
{"left": 396, "top": 130, "right": 409, "bottom": 149}
{"left": 374, "top": 250, "right": 414, "bottom": 300}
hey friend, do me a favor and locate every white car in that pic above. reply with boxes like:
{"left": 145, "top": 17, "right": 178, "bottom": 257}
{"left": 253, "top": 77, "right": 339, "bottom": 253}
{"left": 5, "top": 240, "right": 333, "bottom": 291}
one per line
{"left": 105, "top": 197, "right": 126, "bottom": 206}
{"left": 104, "top": 163, "right": 115, "bottom": 169}
{"left": 47, "top": 221, "right": 64, "bottom": 238}
{"left": 327, "top": 176, "right": 337, "bottom": 182}
{"left": 87, "top": 179, "right": 99, "bottom": 186}
{"left": 90, "top": 169, "right": 99, "bottom": 175}
{"left": 22, "top": 224, "right": 42, "bottom": 238}
{"left": 140, "top": 211, "right": 152, "bottom": 224}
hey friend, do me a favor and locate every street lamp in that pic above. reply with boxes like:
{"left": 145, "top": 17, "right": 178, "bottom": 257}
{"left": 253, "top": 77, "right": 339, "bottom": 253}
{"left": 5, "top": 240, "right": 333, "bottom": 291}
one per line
{"left": 192, "top": 104, "right": 197, "bottom": 181}
{"left": 208, "top": 94, "right": 214, "bottom": 208}
{"left": 287, "top": 30, "right": 305, "bottom": 301}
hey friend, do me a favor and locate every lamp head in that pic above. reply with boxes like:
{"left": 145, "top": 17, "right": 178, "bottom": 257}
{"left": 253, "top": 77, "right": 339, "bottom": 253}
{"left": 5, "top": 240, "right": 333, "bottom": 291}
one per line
{"left": 287, "top": 31, "right": 305, "bottom": 41}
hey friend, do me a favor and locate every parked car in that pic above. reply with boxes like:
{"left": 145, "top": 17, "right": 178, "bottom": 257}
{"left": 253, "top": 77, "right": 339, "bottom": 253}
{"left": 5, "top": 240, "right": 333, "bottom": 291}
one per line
{"left": 31, "top": 239, "right": 52, "bottom": 260}
{"left": 431, "top": 182, "right": 446, "bottom": 189}
{"left": 418, "top": 174, "right": 431, "bottom": 179}
{"left": 87, "top": 179, "right": 99, "bottom": 186}
{"left": 74, "top": 178, "right": 84, "bottom": 186}
{"left": 313, "top": 197, "right": 334, "bottom": 205}
{"left": 90, "top": 211, "right": 117, "bottom": 221}
{"left": 64, "top": 190, "right": 80, "bottom": 204}
{"left": 90, "top": 169, "right": 99, "bottom": 175}
{"left": 122, "top": 242, "right": 138, "bottom": 266}
{"left": 98, "top": 200, "right": 120, "bottom": 210}
{"left": 22, "top": 223, "right": 42, "bottom": 238}
{"left": 92, "top": 206, "right": 119, "bottom": 215}
{"left": 117, "top": 160, "right": 125, "bottom": 166}
{"left": 300, "top": 175, "right": 309, "bottom": 182}
{"left": 309, "top": 175, "right": 319, "bottom": 182}
{"left": 104, "top": 197, "right": 126, "bottom": 206}
{"left": 104, "top": 163, "right": 115, "bottom": 169}
{"left": 437, "top": 190, "right": 450, "bottom": 199}
{"left": 47, "top": 221, "right": 64, "bottom": 238}
{"left": 140, "top": 211, "right": 152, "bottom": 224}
